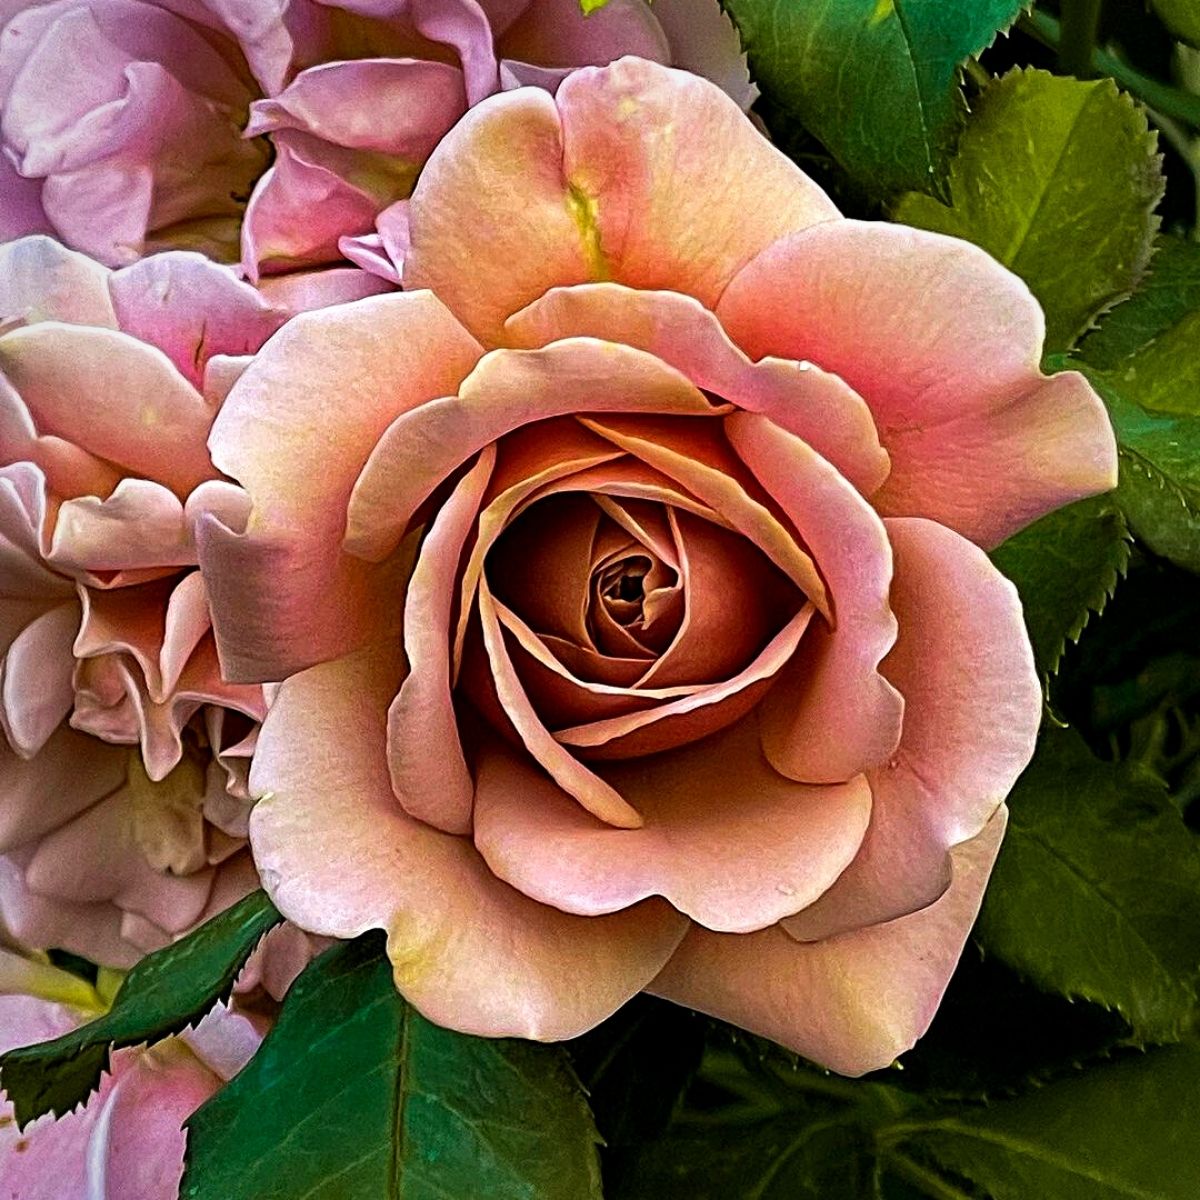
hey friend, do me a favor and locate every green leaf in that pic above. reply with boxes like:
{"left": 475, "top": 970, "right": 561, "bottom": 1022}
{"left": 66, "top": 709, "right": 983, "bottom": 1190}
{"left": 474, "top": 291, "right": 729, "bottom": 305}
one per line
{"left": 1083, "top": 368, "right": 1200, "bottom": 573}
{"left": 183, "top": 932, "right": 603, "bottom": 1200}
{"left": 890, "top": 1044, "right": 1200, "bottom": 1199}
{"left": 721, "top": 0, "right": 1025, "bottom": 198}
{"left": 1150, "top": 0, "right": 1200, "bottom": 46}
{"left": 894, "top": 69, "right": 1163, "bottom": 351}
{"left": 991, "top": 494, "right": 1131, "bottom": 677}
{"left": 977, "top": 725, "right": 1200, "bottom": 1041}
{"left": 0, "top": 889, "right": 281, "bottom": 1128}
{"left": 1079, "top": 237, "right": 1200, "bottom": 374}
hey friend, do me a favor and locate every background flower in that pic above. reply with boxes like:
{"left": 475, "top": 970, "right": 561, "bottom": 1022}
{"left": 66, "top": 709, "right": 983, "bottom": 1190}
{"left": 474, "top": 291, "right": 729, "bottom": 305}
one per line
{"left": 0, "top": 236, "right": 289, "bottom": 966}
{"left": 198, "top": 60, "right": 1118, "bottom": 1074}
{"left": 0, "top": 0, "right": 753, "bottom": 283}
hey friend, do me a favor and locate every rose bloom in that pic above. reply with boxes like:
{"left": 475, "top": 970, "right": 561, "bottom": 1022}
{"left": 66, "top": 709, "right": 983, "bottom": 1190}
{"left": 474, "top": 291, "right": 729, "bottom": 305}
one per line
{"left": 0, "top": 235, "right": 303, "bottom": 966}
{"left": 0, "top": 931, "right": 306, "bottom": 1200}
{"left": 199, "top": 59, "right": 1117, "bottom": 1074}
{"left": 0, "top": 0, "right": 752, "bottom": 283}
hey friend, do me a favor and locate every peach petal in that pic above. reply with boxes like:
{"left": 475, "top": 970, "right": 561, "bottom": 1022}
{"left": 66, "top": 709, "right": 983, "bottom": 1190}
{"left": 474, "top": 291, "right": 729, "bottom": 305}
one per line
{"left": 474, "top": 713, "right": 870, "bottom": 932}
{"left": 728, "top": 414, "right": 905, "bottom": 783}
{"left": 651, "top": 807, "right": 1006, "bottom": 1075}
{"left": 717, "top": 221, "right": 1117, "bottom": 547}
{"left": 556, "top": 604, "right": 814, "bottom": 760}
{"left": 505, "top": 285, "right": 889, "bottom": 496}
{"left": 477, "top": 580, "right": 642, "bottom": 829}
{"left": 406, "top": 59, "right": 838, "bottom": 345}
{"left": 578, "top": 415, "right": 829, "bottom": 616}
{"left": 784, "top": 518, "right": 1040, "bottom": 941}
{"left": 0, "top": 234, "right": 117, "bottom": 328}
{"left": 389, "top": 446, "right": 495, "bottom": 836}
{"left": 0, "top": 599, "right": 77, "bottom": 756}
{"left": 249, "top": 645, "right": 688, "bottom": 1040}
{"left": 0, "top": 321, "right": 215, "bottom": 496}
{"left": 345, "top": 337, "right": 718, "bottom": 562}
{"left": 200, "top": 291, "right": 482, "bottom": 681}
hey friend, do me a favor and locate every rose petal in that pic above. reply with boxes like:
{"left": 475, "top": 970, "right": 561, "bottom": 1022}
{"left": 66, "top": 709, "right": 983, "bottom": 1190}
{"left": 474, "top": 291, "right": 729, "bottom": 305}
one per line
{"left": 0, "top": 321, "right": 215, "bottom": 495}
{"left": 200, "top": 291, "right": 482, "bottom": 681}
{"left": 249, "top": 644, "right": 688, "bottom": 1040}
{"left": 389, "top": 446, "right": 495, "bottom": 835}
{"left": 784, "top": 517, "right": 1040, "bottom": 941}
{"left": 0, "top": 235, "right": 117, "bottom": 328}
{"left": 727, "top": 413, "right": 905, "bottom": 783}
{"left": 652, "top": 0, "right": 756, "bottom": 109}
{"left": 651, "top": 807, "right": 1007, "bottom": 1075}
{"left": 1, "top": 599, "right": 77, "bottom": 756}
{"left": 505, "top": 284, "right": 890, "bottom": 496}
{"left": 717, "top": 221, "right": 1118, "bottom": 547}
{"left": 474, "top": 712, "right": 870, "bottom": 932}
{"left": 345, "top": 337, "right": 720, "bottom": 562}
{"left": 496, "top": 0, "right": 669, "bottom": 68}
{"left": 406, "top": 58, "right": 838, "bottom": 344}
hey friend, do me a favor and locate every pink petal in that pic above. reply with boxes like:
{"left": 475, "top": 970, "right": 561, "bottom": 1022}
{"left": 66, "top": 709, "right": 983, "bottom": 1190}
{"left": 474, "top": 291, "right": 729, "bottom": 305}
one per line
{"left": 199, "top": 291, "right": 482, "bottom": 681}
{"left": 406, "top": 58, "right": 838, "bottom": 345}
{"left": 0, "top": 234, "right": 117, "bottom": 328}
{"left": 651, "top": 807, "right": 1007, "bottom": 1075}
{"left": 253, "top": 263, "right": 394, "bottom": 311}
{"left": 784, "top": 518, "right": 1040, "bottom": 941}
{"left": 652, "top": 0, "right": 757, "bottom": 110}
{"left": 496, "top": 0, "right": 669, "bottom": 68}
{"left": 389, "top": 446, "right": 495, "bottom": 835}
{"left": 474, "top": 713, "right": 870, "bottom": 932}
{"left": 717, "top": 221, "right": 1118, "bottom": 547}
{"left": 246, "top": 57, "right": 465, "bottom": 155}
{"left": 0, "top": 321, "right": 216, "bottom": 496}
{"left": 0, "top": 599, "right": 77, "bottom": 756}
{"left": 249, "top": 645, "right": 688, "bottom": 1040}
{"left": 505, "top": 284, "right": 889, "bottom": 496}
{"left": 108, "top": 253, "right": 289, "bottom": 387}
{"left": 727, "top": 413, "right": 905, "bottom": 783}
{"left": 0, "top": 153, "right": 51, "bottom": 240}
{"left": 345, "top": 338, "right": 719, "bottom": 563}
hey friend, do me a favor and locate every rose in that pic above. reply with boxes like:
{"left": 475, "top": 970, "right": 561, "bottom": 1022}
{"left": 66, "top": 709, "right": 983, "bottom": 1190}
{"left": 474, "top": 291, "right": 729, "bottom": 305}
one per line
{"left": 0, "top": 930, "right": 308, "bottom": 1199}
{"left": 0, "top": 235, "right": 301, "bottom": 965}
{"left": 199, "top": 59, "right": 1118, "bottom": 1074}
{"left": 0, "top": 0, "right": 752, "bottom": 281}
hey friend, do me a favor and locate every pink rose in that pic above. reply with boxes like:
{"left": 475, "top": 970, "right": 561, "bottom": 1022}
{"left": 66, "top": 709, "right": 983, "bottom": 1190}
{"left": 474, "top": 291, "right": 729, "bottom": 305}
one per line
{"left": 0, "top": 236, "right": 290, "bottom": 966}
{"left": 0, "top": 0, "right": 752, "bottom": 282}
{"left": 200, "top": 60, "right": 1118, "bottom": 1074}
{"left": 0, "top": 935, "right": 306, "bottom": 1200}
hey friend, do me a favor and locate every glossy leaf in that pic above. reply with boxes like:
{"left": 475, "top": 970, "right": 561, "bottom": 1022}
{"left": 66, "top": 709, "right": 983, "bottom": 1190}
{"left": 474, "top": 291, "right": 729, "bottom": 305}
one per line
{"left": 895, "top": 68, "right": 1163, "bottom": 350}
{"left": 0, "top": 890, "right": 281, "bottom": 1127}
{"left": 182, "top": 932, "right": 603, "bottom": 1200}
{"left": 721, "top": 0, "right": 1026, "bottom": 197}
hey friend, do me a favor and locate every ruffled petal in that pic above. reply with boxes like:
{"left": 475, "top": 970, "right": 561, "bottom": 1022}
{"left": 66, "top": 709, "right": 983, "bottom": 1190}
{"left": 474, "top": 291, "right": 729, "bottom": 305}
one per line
{"left": 651, "top": 808, "right": 1007, "bottom": 1075}
{"left": 248, "top": 645, "right": 689, "bottom": 1040}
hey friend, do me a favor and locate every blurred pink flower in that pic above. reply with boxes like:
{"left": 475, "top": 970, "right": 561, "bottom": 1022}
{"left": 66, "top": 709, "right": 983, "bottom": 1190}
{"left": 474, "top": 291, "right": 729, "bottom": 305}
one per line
{"left": 197, "top": 60, "right": 1119, "bottom": 1074}
{"left": 0, "top": 0, "right": 754, "bottom": 282}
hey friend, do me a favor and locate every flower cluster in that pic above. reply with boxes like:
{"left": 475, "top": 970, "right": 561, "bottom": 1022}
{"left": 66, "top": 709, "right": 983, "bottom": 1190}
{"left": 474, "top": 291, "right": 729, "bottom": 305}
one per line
{"left": 0, "top": 1, "right": 1119, "bottom": 1191}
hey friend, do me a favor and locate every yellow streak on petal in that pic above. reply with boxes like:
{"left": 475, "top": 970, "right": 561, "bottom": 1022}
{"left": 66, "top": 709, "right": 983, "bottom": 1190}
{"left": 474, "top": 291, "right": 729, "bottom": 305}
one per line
{"left": 566, "top": 182, "right": 610, "bottom": 281}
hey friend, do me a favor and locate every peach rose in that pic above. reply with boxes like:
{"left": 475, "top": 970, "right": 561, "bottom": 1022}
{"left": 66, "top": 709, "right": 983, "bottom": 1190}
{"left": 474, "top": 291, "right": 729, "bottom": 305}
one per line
{"left": 0, "top": 236, "right": 293, "bottom": 966}
{"left": 0, "top": 0, "right": 751, "bottom": 283}
{"left": 200, "top": 60, "right": 1118, "bottom": 1074}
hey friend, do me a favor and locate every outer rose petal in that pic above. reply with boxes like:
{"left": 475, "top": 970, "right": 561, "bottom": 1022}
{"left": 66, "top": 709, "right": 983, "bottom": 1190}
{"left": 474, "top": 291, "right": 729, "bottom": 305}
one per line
{"left": 248, "top": 644, "right": 689, "bottom": 1040}
{"left": 199, "top": 291, "right": 483, "bottom": 681}
{"left": 0, "top": 235, "right": 117, "bottom": 328}
{"left": 784, "top": 518, "right": 1041, "bottom": 941}
{"left": 474, "top": 714, "right": 870, "bottom": 933}
{"left": 717, "top": 221, "right": 1118, "bottom": 547}
{"left": 496, "top": 0, "right": 669, "bottom": 70}
{"left": 651, "top": 807, "right": 1007, "bottom": 1075}
{"left": 405, "top": 58, "right": 838, "bottom": 345}
{"left": 652, "top": 0, "right": 756, "bottom": 111}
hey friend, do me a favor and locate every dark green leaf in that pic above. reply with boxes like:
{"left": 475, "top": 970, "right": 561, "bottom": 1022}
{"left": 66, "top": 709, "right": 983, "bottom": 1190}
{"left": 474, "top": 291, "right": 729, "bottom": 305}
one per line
{"left": 0, "top": 889, "right": 281, "bottom": 1127}
{"left": 991, "top": 494, "right": 1131, "bottom": 677}
{"left": 1084, "top": 369, "right": 1200, "bottom": 573}
{"left": 721, "top": 0, "right": 1025, "bottom": 198}
{"left": 891, "top": 1044, "right": 1200, "bottom": 1199}
{"left": 1149, "top": 0, "right": 1200, "bottom": 46}
{"left": 977, "top": 725, "right": 1200, "bottom": 1041}
{"left": 894, "top": 69, "right": 1163, "bottom": 351}
{"left": 183, "top": 932, "right": 603, "bottom": 1200}
{"left": 1079, "top": 237, "right": 1200, "bottom": 373}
